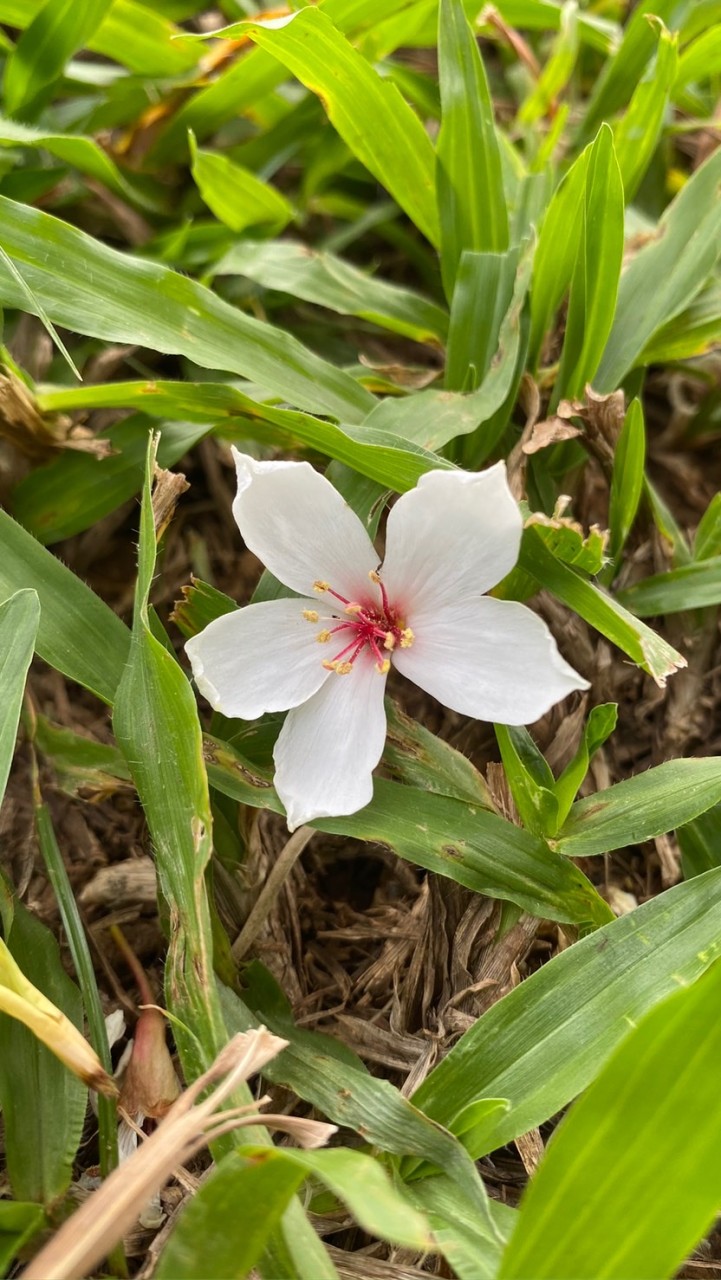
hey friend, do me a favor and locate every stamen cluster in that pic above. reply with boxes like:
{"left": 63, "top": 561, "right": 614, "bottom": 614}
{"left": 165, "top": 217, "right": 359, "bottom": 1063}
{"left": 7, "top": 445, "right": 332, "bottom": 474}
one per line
{"left": 306, "top": 570, "right": 414, "bottom": 675}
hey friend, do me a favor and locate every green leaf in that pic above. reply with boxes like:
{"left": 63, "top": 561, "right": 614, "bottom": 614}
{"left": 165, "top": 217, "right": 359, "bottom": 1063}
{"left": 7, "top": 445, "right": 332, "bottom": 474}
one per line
{"left": 0, "top": 0, "right": 201, "bottom": 76}
{"left": 615, "top": 557, "right": 721, "bottom": 615}
{"left": 436, "top": 0, "right": 508, "bottom": 297}
{"left": 218, "top": 978, "right": 499, "bottom": 1245}
{"left": 577, "top": 0, "right": 691, "bottom": 145}
{"left": 0, "top": 509, "right": 129, "bottom": 705}
{"left": 410, "top": 1176, "right": 516, "bottom": 1280}
{"left": 495, "top": 724, "right": 558, "bottom": 839}
{"left": 528, "top": 144, "right": 588, "bottom": 370}
{"left": 0, "top": 590, "right": 39, "bottom": 806}
{"left": 37, "top": 379, "right": 449, "bottom": 496}
{"left": 110, "top": 440, "right": 334, "bottom": 1276}
{"left": 554, "top": 124, "right": 624, "bottom": 403}
{"left": 206, "top": 738, "right": 610, "bottom": 928}
{"left": 368, "top": 243, "right": 532, "bottom": 448}
{"left": 674, "top": 24, "right": 721, "bottom": 92}
{"left": 608, "top": 398, "right": 646, "bottom": 565}
{"left": 613, "top": 21, "right": 678, "bottom": 201}
{"left": 241, "top": 10, "right": 440, "bottom": 247}
{"left": 411, "top": 864, "right": 721, "bottom": 1158}
{"left": 498, "top": 959, "right": 721, "bottom": 1280}
{"left": 554, "top": 703, "right": 618, "bottom": 828}
{"left": 0, "top": 903, "right": 87, "bottom": 1206}
{"left": 0, "top": 1202, "right": 45, "bottom": 1279}
{"left": 517, "top": 525, "right": 686, "bottom": 685}
{"left": 0, "top": 196, "right": 374, "bottom": 422}
{"left": 189, "top": 133, "right": 295, "bottom": 236}
{"left": 522, "top": 512, "right": 608, "bottom": 576}
{"left": 157, "top": 1145, "right": 432, "bottom": 1280}
{"left": 12, "top": 417, "right": 212, "bottom": 545}
{"left": 596, "top": 146, "right": 721, "bottom": 392}
{"left": 156, "top": 1154, "right": 303, "bottom": 1280}
{"left": 34, "top": 715, "right": 130, "bottom": 798}
{"left": 694, "top": 491, "right": 721, "bottom": 561}
{"left": 557, "top": 758, "right": 721, "bottom": 858}
{"left": 0, "top": 114, "right": 161, "bottom": 212}
{"left": 34, "top": 796, "right": 118, "bottom": 1179}
{"left": 678, "top": 805, "right": 721, "bottom": 878}
{"left": 517, "top": 1, "right": 579, "bottom": 127}
{"left": 112, "top": 436, "right": 227, "bottom": 1080}
{"left": 3, "top": 0, "right": 112, "bottom": 118}
{"left": 445, "top": 247, "right": 519, "bottom": 392}
{"left": 215, "top": 239, "right": 448, "bottom": 345}
{"left": 384, "top": 700, "right": 492, "bottom": 806}
{"left": 645, "top": 477, "right": 693, "bottom": 566}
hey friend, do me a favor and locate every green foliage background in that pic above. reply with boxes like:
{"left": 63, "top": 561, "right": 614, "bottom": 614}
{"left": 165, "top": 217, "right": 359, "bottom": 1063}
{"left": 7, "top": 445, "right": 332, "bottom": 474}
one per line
{"left": 1, "top": 0, "right": 721, "bottom": 1276}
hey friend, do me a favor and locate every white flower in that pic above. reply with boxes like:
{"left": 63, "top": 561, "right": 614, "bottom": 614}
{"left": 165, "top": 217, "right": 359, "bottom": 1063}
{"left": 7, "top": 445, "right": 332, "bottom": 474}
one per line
{"left": 186, "top": 451, "right": 589, "bottom": 831}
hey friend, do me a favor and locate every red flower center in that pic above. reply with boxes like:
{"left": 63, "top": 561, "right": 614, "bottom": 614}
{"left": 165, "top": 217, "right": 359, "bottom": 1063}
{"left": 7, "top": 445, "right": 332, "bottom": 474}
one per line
{"left": 306, "top": 571, "right": 414, "bottom": 675}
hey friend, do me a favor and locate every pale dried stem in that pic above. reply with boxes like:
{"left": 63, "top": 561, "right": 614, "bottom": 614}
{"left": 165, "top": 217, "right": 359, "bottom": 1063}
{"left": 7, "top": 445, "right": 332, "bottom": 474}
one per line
{"left": 23, "top": 1030, "right": 289, "bottom": 1280}
{"left": 232, "top": 825, "right": 314, "bottom": 960}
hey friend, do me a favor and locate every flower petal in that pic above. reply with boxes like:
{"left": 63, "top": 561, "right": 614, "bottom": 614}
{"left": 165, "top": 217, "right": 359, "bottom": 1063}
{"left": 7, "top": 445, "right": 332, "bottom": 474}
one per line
{"left": 231, "top": 449, "right": 379, "bottom": 599}
{"left": 393, "top": 596, "right": 589, "bottom": 725}
{"left": 380, "top": 464, "right": 522, "bottom": 615}
{"left": 186, "top": 599, "right": 331, "bottom": 719}
{"left": 273, "top": 653, "right": 387, "bottom": 830}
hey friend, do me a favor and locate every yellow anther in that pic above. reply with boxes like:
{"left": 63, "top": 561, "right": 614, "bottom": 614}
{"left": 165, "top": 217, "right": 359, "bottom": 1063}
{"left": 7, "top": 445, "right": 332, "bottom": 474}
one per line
{"left": 376, "top": 659, "right": 391, "bottom": 675}
{"left": 322, "top": 659, "right": 338, "bottom": 671}
{"left": 400, "top": 628, "right": 415, "bottom": 648}
{"left": 336, "top": 661, "right": 353, "bottom": 675}
{"left": 316, "top": 630, "right": 332, "bottom": 643}
{"left": 345, "top": 602, "right": 362, "bottom": 615}
{"left": 302, "top": 609, "right": 319, "bottom": 623}
{"left": 313, "top": 580, "right": 330, "bottom": 593}
{"left": 368, "top": 569, "right": 381, "bottom": 583}
{"left": 383, "top": 632, "right": 396, "bottom": 650}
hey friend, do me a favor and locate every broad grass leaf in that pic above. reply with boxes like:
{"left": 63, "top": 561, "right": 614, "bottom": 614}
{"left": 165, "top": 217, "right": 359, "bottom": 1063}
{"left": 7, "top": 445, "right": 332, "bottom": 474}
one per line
{"left": 218, "top": 979, "right": 499, "bottom": 1249}
{"left": 608, "top": 398, "right": 646, "bottom": 565}
{"left": 577, "top": 0, "right": 692, "bottom": 145}
{"left": 518, "top": 525, "right": 685, "bottom": 685}
{"left": 156, "top": 1146, "right": 432, "bottom": 1280}
{"left": 189, "top": 135, "right": 295, "bottom": 236}
{"left": 0, "top": 115, "right": 162, "bottom": 213}
{"left": 0, "top": 590, "right": 39, "bottom": 805}
{"left": 0, "top": 196, "right": 374, "bottom": 422}
{"left": 498, "top": 959, "right": 721, "bottom": 1279}
{"left": 412, "top": 865, "right": 721, "bottom": 1156}
{"left": 437, "top": 0, "right": 508, "bottom": 298}
{"left": 215, "top": 239, "right": 449, "bottom": 344}
{"left": 613, "top": 22, "right": 677, "bottom": 201}
{"left": 112, "top": 437, "right": 228, "bottom": 1079}
{"left": 528, "top": 144, "right": 588, "bottom": 370}
{"left": 554, "top": 124, "right": 624, "bottom": 404}
{"left": 240, "top": 9, "right": 440, "bottom": 247}
{"left": 0, "top": 510, "right": 129, "bottom": 705}
{"left": 615, "top": 558, "right": 721, "bottom": 615}
{"left": 37, "top": 379, "right": 452, "bottom": 494}
{"left": 12, "top": 418, "right": 212, "bottom": 545}
{"left": 0, "top": 904, "right": 87, "bottom": 1206}
{"left": 205, "top": 738, "right": 611, "bottom": 928}
{"left": 3, "top": 0, "right": 112, "bottom": 118}
{"left": 0, "top": 0, "right": 200, "bottom": 76}
{"left": 595, "top": 146, "right": 721, "bottom": 391}
{"left": 557, "top": 758, "right": 721, "bottom": 857}
{"left": 445, "top": 247, "right": 519, "bottom": 392}
{"left": 111, "top": 439, "right": 335, "bottom": 1278}
{"left": 0, "top": 1202, "right": 45, "bottom": 1278}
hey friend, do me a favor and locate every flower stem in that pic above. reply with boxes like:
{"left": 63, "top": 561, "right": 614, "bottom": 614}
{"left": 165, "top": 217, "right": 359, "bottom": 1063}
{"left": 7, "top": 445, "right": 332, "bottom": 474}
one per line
{"left": 232, "top": 826, "right": 314, "bottom": 961}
